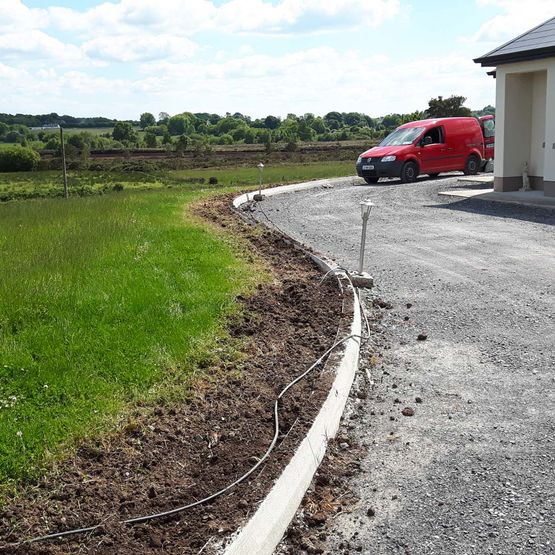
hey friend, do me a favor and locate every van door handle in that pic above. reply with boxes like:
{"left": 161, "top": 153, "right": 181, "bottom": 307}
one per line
{"left": 447, "top": 147, "right": 454, "bottom": 151}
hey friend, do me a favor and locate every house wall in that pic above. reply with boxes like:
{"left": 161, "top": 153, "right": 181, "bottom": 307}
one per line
{"left": 530, "top": 71, "right": 547, "bottom": 185}
{"left": 493, "top": 58, "right": 555, "bottom": 196}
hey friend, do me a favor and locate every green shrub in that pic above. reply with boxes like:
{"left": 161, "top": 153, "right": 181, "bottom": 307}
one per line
{"left": 209, "top": 176, "right": 218, "bottom": 185}
{"left": 0, "top": 146, "right": 40, "bottom": 172}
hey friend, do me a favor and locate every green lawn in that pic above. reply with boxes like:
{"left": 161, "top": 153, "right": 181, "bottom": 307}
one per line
{"left": 0, "top": 162, "right": 354, "bottom": 487}
{"left": 0, "top": 187, "right": 261, "bottom": 485}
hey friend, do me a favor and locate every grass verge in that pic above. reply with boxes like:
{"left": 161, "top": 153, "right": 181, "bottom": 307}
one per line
{"left": 0, "top": 186, "right": 265, "bottom": 488}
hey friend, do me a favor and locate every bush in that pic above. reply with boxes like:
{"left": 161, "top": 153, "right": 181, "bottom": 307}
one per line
{"left": 0, "top": 146, "right": 40, "bottom": 172}
{"left": 209, "top": 176, "right": 218, "bottom": 185}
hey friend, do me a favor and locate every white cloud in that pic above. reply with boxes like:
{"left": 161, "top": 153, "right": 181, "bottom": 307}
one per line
{"left": 472, "top": 0, "right": 555, "bottom": 44}
{"left": 135, "top": 47, "right": 493, "bottom": 118}
{"left": 82, "top": 34, "right": 197, "bottom": 63}
{"left": 0, "top": 30, "right": 83, "bottom": 64}
{"left": 47, "top": 0, "right": 400, "bottom": 36}
{"left": 0, "top": 45, "right": 494, "bottom": 120}
{"left": 0, "top": 0, "right": 47, "bottom": 32}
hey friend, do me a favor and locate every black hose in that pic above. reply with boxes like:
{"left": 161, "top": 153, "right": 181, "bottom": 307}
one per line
{"left": 15, "top": 332, "right": 360, "bottom": 547}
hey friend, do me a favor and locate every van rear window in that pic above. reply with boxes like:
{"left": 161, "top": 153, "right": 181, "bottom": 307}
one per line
{"left": 380, "top": 127, "right": 424, "bottom": 146}
{"left": 482, "top": 119, "right": 495, "bottom": 138}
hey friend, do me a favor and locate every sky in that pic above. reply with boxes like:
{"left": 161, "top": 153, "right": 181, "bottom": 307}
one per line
{"left": 1, "top": 0, "right": 554, "bottom": 119}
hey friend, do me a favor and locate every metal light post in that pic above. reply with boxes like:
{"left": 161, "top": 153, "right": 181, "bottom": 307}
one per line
{"left": 358, "top": 199, "right": 374, "bottom": 274}
{"left": 254, "top": 162, "right": 265, "bottom": 201}
{"left": 59, "top": 126, "right": 68, "bottom": 198}
{"left": 31, "top": 124, "right": 68, "bottom": 197}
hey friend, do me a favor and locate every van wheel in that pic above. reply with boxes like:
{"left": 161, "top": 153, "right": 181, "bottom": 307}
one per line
{"left": 464, "top": 154, "right": 480, "bottom": 175}
{"left": 400, "top": 161, "right": 418, "bottom": 183}
{"left": 364, "top": 177, "right": 379, "bottom": 184}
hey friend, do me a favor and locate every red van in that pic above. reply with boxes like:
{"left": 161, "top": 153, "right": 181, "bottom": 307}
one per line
{"left": 356, "top": 116, "right": 495, "bottom": 183}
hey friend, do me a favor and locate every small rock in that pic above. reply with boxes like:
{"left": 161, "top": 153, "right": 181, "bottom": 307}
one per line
{"left": 367, "top": 507, "right": 376, "bottom": 517}
{"left": 339, "top": 442, "right": 350, "bottom": 450}
{"left": 404, "top": 316, "right": 410, "bottom": 321}
{"left": 415, "top": 397, "right": 423, "bottom": 404}
{"left": 147, "top": 486, "right": 157, "bottom": 499}
{"left": 417, "top": 334, "right": 428, "bottom": 341}
{"left": 306, "top": 512, "right": 327, "bottom": 527}
{"left": 402, "top": 407, "right": 415, "bottom": 417}
{"left": 406, "top": 303, "right": 413, "bottom": 309}
{"left": 149, "top": 533, "right": 162, "bottom": 548}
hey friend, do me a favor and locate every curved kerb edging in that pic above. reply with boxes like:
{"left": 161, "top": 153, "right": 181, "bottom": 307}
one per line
{"left": 224, "top": 177, "right": 362, "bottom": 555}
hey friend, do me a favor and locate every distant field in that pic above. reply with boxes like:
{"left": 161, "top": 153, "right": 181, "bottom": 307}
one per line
{"left": 0, "top": 161, "right": 355, "bottom": 201}
{"left": 38, "top": 126, "right": 115, "bottom": 136}
{"left": 0, "top": 185, "right": 262, "bottom": 485}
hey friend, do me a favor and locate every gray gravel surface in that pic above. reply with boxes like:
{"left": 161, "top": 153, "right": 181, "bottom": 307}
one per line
{"left": 250, "top": 175, "right": 555, "bottom": 555}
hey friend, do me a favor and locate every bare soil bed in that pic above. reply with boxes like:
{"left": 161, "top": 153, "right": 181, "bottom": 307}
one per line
{"left": 0, "top": 194, "right": 350, "bottom": 554}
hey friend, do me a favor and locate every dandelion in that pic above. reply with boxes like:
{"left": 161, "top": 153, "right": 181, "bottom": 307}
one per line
{"left": 16, "top": 430, "right": 22, "bottom": 438}
{"left": 43, "top": 384, "right": 49, "bottom": 389}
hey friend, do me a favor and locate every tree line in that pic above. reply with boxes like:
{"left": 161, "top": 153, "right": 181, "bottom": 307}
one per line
{"left": 0, "top": 96, "right": 495, "bottom": 152}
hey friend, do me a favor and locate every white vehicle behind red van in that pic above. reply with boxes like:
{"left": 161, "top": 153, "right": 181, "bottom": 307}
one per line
{"left": 356, "top": 116, "right": 495, "bottom": 184}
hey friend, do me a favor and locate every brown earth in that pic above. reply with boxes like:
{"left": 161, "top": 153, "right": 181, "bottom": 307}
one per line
{"left": 0, "top": 194, "right": 352, "bottom": 554}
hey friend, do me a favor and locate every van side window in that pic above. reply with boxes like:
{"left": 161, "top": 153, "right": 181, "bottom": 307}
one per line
{"left": 423, "top": 126, "right": 444, "bottom": 144}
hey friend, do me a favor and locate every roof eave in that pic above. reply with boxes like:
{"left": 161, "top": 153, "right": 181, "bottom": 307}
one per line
{"left": 474, "top": 45, "right": 555, "bottom": 67}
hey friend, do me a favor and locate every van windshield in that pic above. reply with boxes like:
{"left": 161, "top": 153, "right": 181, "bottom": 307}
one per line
{"left": 380, "top": 127, "right": 424, "bottom": 146}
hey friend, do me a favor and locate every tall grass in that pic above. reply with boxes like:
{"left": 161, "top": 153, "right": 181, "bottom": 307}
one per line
{"left": 0, "top": 162, "right": 355, "bottom": 202}
{"left": 0, "top": 188, "right": 258, "bottom": 483}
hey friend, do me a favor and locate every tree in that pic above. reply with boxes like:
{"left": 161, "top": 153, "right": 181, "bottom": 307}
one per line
{"left": 427, "top": 95, "right": 472, "bottom": 118}
{"left": 168, "top": 113, "right": 195, "bottom": 136}
{"left": 324, "top": 112, "right": 343, "bottom": 130}
{"left": 112, "top": 121, "right": 137, "bottom": 143}
{"left": 0, "top": 146, "right": 40, "bottom": 171}
{"left": 175, "top": 134, "right": 188, "bottom": 154}
{"left": 381, "top": 114, "right": 402, "bottom": 129}
{"left": 139, "top": 112, "right": 156, "bottom": 129}
{"left": 298, "top": 120, "right": 315, "bottom": 141}
{"left": 263, "top": 115, "right": 281, "bottom": 130}
{"left": 158, "top": 112, "right": 170, "bottom": 125}
{"left": 310, "top": 117, "right": 327, "bottom": 134}
{"left": 144, "top": 131, "right": 158, "bottom": 148}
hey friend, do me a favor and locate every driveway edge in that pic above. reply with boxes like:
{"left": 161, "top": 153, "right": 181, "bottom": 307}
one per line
{"left": 224, "top": 178, "right": 362, "bottom": 555}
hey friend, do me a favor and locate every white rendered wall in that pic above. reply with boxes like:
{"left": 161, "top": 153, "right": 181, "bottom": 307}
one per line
{"left": 503, "top": 72, "right": 533, "bottom": 177}
{"left": 530, "top": 71, "right": 547, "bottom": 178}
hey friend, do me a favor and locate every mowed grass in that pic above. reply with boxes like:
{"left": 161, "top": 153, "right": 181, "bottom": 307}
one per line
{"left": 0, "top": 187, "right": 260, "bottom": 484}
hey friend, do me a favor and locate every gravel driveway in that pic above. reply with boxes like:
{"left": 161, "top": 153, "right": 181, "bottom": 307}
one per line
{"left": 251, "top": 175, "right": 555, "bottom": 555}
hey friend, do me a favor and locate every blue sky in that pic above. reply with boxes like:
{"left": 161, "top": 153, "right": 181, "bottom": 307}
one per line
{"left": 1, "top": 0, "right": 554, "bottom": 119}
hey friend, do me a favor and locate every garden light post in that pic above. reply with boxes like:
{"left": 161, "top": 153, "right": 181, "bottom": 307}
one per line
{"left": 254, "top": 162, "right": 265, "bottom": 201}
{"left": 358, "top": 199, "right": 374, "bottom": 275}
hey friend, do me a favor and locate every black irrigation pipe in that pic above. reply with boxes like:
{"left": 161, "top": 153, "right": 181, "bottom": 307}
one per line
{"left": 11, "top": 332, "right": 365, "bottom": 547}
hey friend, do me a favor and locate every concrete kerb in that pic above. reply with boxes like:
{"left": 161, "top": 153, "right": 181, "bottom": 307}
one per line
{"left": 224, "top": 178, "right": 363, "bottom": 555}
